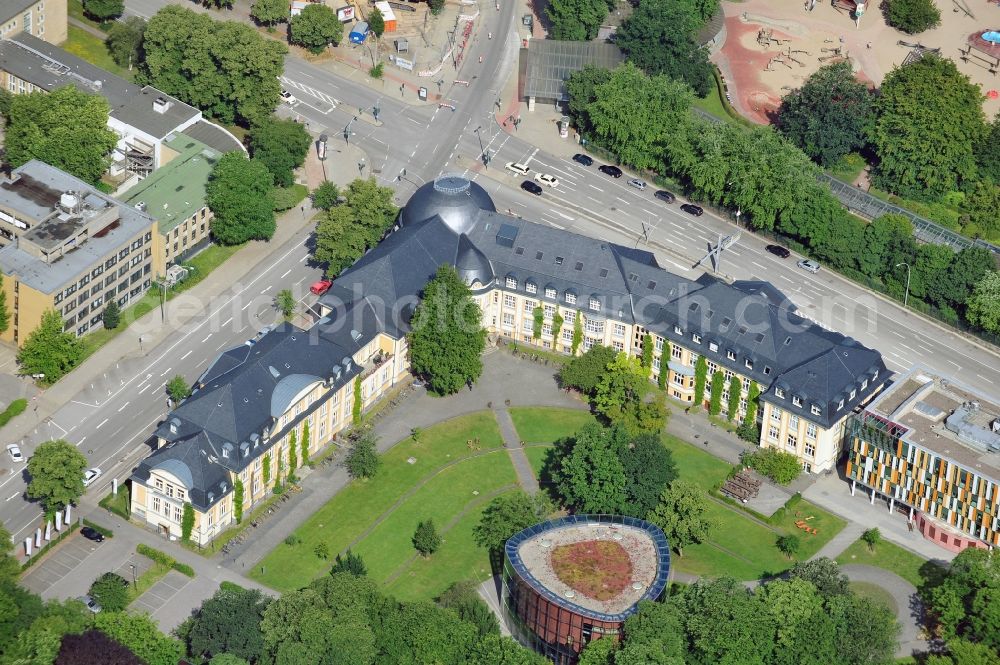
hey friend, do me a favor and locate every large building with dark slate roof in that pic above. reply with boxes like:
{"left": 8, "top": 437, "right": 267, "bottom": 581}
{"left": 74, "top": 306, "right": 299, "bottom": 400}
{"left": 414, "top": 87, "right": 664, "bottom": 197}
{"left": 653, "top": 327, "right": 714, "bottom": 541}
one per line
{"left": 131, "top": 175, "right": 889, "bottom": 544}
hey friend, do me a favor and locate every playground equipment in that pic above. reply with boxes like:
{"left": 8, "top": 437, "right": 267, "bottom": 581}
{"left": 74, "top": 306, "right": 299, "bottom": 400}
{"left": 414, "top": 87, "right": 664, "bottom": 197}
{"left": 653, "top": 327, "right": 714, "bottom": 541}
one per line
{"left": 831, "top": 0, "right": 866, "bottom": 27}
{"left": 757, "top": 28, "right": 791, "bottom": 48}
{"left": 960, "top": 30, "right": 1000, "bottom": 75}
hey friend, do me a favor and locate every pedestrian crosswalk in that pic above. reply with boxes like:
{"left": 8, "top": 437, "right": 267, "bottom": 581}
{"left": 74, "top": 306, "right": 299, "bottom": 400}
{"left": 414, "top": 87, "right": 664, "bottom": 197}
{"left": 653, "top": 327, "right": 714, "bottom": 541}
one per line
{"left": 279, "top": 76, "right": 339, "bottom": 108}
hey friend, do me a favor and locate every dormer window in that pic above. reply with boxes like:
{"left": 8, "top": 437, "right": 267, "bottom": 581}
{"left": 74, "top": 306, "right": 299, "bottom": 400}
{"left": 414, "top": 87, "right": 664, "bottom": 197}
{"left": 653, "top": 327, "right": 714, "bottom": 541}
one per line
{"left": 810, "top": 405, "right": 821, "bottom": 416}
{"left": 775, "top": 387, "right": 785, "bottom": 398}
{"left": 763, "top": 366, "right": 772, "bottom": 375}
{"left": 792, "top": 396, "right": 802, "bottom": 407}
{"left": 673, "top": 325, "right": 682, "bottom": 335}
{"left": 873, "top": 369, "right": 879, "bottom": 379}
{"left": 861, "top": 379, "right": 868, "bottom": 390}
{"left": 745, "top": 359, "right": 753, "bottom": 370}
{"left": 709, "top": 342, "right": 718, "bottom": 352}
{"left": 849, "top": 389, "right": 856, "bottom": 400}
{"left": 545, "top": 287, "right": 557, "bottom": 299}
{"left": 727, "top": 350, "right": 736, "bottom": 361}
{"left": 526, "top": 281, "right": 537, "bottom": 294}
{"left": 692, "top": 333, "right": 702, "bottom": 344}
{"left": 505, "top": 276, "right": 517, "bottom": 289}
{"left": 588, "top": 297, "right": 600, "bottom": 311}
{"left": 565, "top": 292, "right": 576, "bottom": 305}
{"left": 838, "top": 399, "right": 845, "bottom": 410}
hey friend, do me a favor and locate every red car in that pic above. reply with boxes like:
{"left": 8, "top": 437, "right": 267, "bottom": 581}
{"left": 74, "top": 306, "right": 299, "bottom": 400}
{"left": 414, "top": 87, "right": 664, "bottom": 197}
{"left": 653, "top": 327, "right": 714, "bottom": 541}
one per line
{"left": 310, "top": 279, "right": 333, "bottom": 295}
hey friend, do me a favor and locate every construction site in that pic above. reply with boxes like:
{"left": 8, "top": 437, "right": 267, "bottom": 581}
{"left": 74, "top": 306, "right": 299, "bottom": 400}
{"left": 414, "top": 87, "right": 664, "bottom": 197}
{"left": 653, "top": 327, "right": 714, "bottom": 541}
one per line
{"left": 712, "top": 0, "right": 1000, "bottom": 125}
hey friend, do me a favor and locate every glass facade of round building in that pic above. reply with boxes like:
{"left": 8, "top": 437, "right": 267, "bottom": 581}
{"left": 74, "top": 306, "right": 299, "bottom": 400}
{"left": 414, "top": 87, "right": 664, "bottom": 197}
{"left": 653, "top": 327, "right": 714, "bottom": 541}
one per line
{"left": 501, "top": 514, "right": 671, "bottom": 664}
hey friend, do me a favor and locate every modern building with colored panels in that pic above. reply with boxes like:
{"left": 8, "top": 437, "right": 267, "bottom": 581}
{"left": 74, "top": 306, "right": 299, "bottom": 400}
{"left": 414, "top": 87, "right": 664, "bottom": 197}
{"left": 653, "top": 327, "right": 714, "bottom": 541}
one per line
{"left": 845, "top": 366, "right": 1000, "bottom": 552}
{"left": 501, "top": 515, "right": 670, "bottom": 664}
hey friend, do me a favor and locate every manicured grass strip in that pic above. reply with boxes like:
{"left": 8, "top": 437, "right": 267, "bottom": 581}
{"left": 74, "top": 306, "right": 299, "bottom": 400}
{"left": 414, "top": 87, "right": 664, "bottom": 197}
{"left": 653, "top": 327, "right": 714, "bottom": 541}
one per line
{"left": 662, "top": 433, "right": 732, "bottom": 490}
{"left": 250, "top": 412, "right": 503, "bottom": 593}
{"left": 850, "top": 581, "right": 898, "bottom": 614}
{"left": 61, "top": 26, "right": 132, "bottom": 81}
{"left": 836, "top": 538, "right": 945, "bottom": 589}
{"left": 351, "top": 453, "right": 517, "bottom": 582}
{"left": 385, "top": 495, "right": 506, "bottom": 602}
{"left": 508, "top": 407, "right": 595, "bottom": 444}
{"left": 523, "top": 445, "right": 553, "bottom": 481}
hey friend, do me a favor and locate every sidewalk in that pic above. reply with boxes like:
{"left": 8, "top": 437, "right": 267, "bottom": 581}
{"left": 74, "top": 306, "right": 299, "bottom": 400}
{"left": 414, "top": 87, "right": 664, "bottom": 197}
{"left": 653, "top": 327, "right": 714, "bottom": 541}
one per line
{"left": 494, "top": 408, "right": 540, "bottom": 493}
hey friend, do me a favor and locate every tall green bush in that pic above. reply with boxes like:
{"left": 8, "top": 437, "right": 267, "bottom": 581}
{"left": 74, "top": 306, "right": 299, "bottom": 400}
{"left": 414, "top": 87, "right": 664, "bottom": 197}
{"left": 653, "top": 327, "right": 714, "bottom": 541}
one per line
{"left": 571, "top": 311, "right": 583, "bottom": 355}
{"left": 352, "top": 375, "right": 363, "bottom": 425}
{"left": 693, "top": 356, "right": 708, "bottom": 409}
{"left": 709, "top": 370, "right": 724, "bottom": 416}
{"left": 532, "top": 306, "right": 544, "bottom": 340}
{"left": 727, "top": 376, "right": 742, "bottom": 422}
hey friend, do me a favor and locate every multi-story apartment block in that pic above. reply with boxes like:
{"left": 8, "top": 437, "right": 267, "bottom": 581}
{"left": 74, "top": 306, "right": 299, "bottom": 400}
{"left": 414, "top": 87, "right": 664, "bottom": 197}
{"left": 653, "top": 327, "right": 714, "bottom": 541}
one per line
{"left": 0, "top": 0, "right": 66, "bottom": 45}
{"left": 129, "top": 176, "right": 888, "bottom": 543}
{"left": 846, "top": 366, "right": 1000, "bottom": 551}
{"left": 0, "top": 160, "right": 161, "bottom": 345}
{"left": 121, "top": 134, "right": 219, "bottom": 266}
{"left": 0, "top": 33, "right": 243, "bottom": 185}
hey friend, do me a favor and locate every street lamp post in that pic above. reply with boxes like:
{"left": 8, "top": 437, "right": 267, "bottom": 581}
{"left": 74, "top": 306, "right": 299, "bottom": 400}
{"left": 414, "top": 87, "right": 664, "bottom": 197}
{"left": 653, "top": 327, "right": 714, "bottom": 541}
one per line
{"left": 896, "top": 262, "right": 911, "bottom": 308}
{"left": 129, "top": 564, "right": 136, "bottom": 588}
{"left": 473, "top": 126, "right": 488, "bottom": 168}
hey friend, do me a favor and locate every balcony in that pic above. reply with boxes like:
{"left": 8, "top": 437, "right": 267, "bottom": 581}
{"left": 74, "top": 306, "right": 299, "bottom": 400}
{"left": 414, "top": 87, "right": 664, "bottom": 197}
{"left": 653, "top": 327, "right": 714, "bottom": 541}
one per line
{"left": 359, "top": 349, "right": 394, "bottom": 381}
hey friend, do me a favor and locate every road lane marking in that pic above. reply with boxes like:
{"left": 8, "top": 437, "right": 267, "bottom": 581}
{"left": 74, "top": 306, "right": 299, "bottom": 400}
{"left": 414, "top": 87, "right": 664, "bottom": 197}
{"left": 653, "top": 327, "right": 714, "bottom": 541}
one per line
{"left": 280, "top": 269, "right": 292, "bottom": 279}
{"left": 137, "top": 385, "right": 150, "bottom": 395}
{"left": 201, "top": 334, "right": 212, "bottom": 343}
{"left": 118, "top": 402, "right": 129, "bottom": 412}
{"left": 181, "top": 350, "right": 193, "bottom": 360}
{"left": 261, "top": 286, "right": 272, "bottom": 293}
{"left": 7, "top": 492, "right": 19, "bottom": 501}
{"left": 222, "top": 317, "right": 233, "bottom": 327}
{"left": 96, "top": 419, "right": 108, "bottom": 429}
{"left": 588, "top": 184, "right": 602, "bottom": 192}
{"left": 242, "top": 301, "right": 254, "bottom": 311}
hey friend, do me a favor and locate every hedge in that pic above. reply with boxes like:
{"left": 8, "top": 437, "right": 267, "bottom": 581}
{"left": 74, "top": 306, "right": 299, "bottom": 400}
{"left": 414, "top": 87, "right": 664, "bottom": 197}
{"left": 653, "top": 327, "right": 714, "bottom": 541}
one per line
{"left": 0, "top": 398, "right": 27, "bottom": 427}
{"left": 136, "top": 543, "right": 196, "bottom": 578}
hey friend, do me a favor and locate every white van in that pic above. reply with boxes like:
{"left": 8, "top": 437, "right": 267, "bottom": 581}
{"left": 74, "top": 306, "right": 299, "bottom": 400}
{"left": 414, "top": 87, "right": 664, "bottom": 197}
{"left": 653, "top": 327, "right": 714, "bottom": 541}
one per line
{"left": 505, "top": 161, "right": 531, "bottom": 176}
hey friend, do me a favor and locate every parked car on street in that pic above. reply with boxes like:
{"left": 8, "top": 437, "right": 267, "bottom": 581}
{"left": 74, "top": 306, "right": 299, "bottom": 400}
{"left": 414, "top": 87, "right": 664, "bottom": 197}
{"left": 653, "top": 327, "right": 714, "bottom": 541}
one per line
{"left": 6, "top": 443, "right": 23, "bottom": 463}
{"left": 310, "top": 279, "right": 333, "bottom": 295}
{"left": 598, "top": 165, "right": 622, "bottom": 178}
{"left": 627, "top": 178, "right": 647, "bottom": 191}
{"left": 521, "top": 180, "right": 543, "bottom": 195}
{"left": 82, "top": 468, "right": 102, "bottom": 487}
{"left": 80, "top": 526, "right": 104, "bottom": 543}
{"left": 766, "top": 244, "right": 791, "bottom": 258}
{"left": 572, "top": 153, "right": 593, "bottom": 166}
{"left": 654, "top": 190, "right": 676, "bottom": 204}
{"left": 534, "top": 173, "right": 559, "bottom": 188}
{"left": 680, "top": 203, "right": 704, "bottom": 216}
{"left": 280, "top": 90, "right": 296, "bottom": 104}
{"left": 797, "top": 259, "right": 821, "bottom": 273}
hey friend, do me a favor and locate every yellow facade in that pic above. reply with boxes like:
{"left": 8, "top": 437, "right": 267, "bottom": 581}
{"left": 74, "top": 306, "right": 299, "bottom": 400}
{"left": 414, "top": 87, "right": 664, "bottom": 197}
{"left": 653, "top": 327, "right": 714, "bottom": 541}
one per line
{"left": 0, "top": 275, "right": 53, "bottom": 347}
{"left": 0, "top": 0, "right": 66, "bottom": 46}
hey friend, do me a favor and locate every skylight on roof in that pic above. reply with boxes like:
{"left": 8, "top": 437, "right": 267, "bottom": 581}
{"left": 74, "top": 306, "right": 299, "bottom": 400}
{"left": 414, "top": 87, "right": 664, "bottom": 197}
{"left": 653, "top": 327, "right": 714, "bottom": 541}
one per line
{"left": 647, "top": 281, "right": 656, "bottom": 289}
{"left": 784, "top": 336, "right": 792, "bottom": 345}
{"left": 600, "top": 268, "right": 609, "bottom": 278}
{"left": 575, "top": 261, "right": 583, "bottom": 271}
{"left": 515, "top": 247, "right": 524, "bottom": 255}
{"left": 535, "top": 251, "right": 543, "bottom": 260}
{"left": 555, "top": 256, "right": 564, "bottom": 265}
{"left": 629, "top": 273, "right": 638, "bottom": 282}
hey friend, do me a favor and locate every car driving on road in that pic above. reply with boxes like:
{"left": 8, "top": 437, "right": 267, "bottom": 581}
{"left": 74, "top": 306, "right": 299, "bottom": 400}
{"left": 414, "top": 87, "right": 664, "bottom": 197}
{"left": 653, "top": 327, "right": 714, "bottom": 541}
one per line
{"left": 680, "top": 203, "right": 704, "bottom": 216}
{"left": 572, "top": 153, "right": 593, "bottom": 166}
{"left": 598, "top": 165, "right": 622, "bottom": 178}
{"left": 534, "top": 173, "right": 559, "bottom": 188}
{"left": 310, "top": 279, "right": 333, "bottom": 295}
{"left": 797, "top": 259, "right": 821, "bottom": 273}
{"left": 654, "top": 190, "right": 676, "bottom": 204}
{"left": 82, "top": 468, "right": 102, "bottom": 487}
{"left": 521, "top": 180, "right": 543, "bottom": 195}
{"left": 6, "top": 443, "right": 23, "bottom": 463}
{"left": 627, "top": 178, "right": 647, "bottom": 191}
{"left": 505, "top": 162, "right": 531, "bottom": 176}
{"left": 766, "top": 245, "right": 791, "bottom": 258}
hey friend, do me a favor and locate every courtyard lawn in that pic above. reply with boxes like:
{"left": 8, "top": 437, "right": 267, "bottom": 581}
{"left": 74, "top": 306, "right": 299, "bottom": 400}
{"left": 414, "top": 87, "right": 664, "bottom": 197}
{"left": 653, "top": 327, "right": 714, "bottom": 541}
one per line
{"left": 508, "top": 407, "right": 595, "bottom": 444}
{"left": 836, "top": 538, "right": 946, "bottom": 589}
{"left": 250, "top": 412, "right": 504, "bottom": 593}
{"left": 768, "top": 497, "right": 847, "bottom": 559}
{"left": 384, "top": 493, "right": 508, "bottom": 602}
{"left": 662, "top": 433, "right": 732, "bottom": 489}
{"left": 850, "top": 581, "right": 898, "bottom": 615}
{"left": 523, "top": 445, "right": 554, "bottom": 480}
{"left": 61, "top": 26, "right": 132, "bottom": 81}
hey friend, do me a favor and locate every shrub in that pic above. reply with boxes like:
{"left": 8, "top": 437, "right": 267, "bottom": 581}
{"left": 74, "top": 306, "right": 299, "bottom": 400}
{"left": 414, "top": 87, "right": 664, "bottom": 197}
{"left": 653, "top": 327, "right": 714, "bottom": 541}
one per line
{"left": 137, "top": 543, "right": 175, "bottom": 567}
{"left": 284, "top": 535, "right": 300, "bottom": 546}
{"left": 89, "top": 572, "right": 130, "bottom": 611}
{"left": 314, "top": 541, "right": 330, "bottom": 559}
{"left": 172, "top": 562, "right": 195, "bottom": 577}
{"left": 82, "top": 519, "right": 113, "bottom": 538}
{"left": 0, "top": 398, "right": 28, "bottom": 427}
{"left": 885, "top": 0, "right": 940, "bottom": 34}
{"left": 369, "top": 63, "right": 384, "bottom": 79}
{"left": 744, "top": 448, "right": 801, "bottom": 484}
{"left": 413, "top": 519, "right": 442, "bottom": 556}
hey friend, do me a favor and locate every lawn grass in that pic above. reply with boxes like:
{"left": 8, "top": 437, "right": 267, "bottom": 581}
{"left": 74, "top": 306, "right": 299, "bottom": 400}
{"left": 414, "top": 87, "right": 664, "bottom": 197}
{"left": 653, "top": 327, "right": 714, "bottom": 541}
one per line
{"left": 508, "top": 407, "right": 595, "bottom": 444}
{"left": 768, "top": 498, "right": 847, "bottom": 559}
{"left": 384, "top": 496, "right": 501, "bottom": 602}
{"left": 828, "top": 152, "right": 867, "bottom": 183}
{"left": 99, "top": 490, "right": 130, "bottom": 520}
{"left": 250, "top": 412, "right": 504, "bottom": 593}
{"left": 662, "top": 433, "right": 732, "bottom": 490}
{"left": 523, "top": 445, "right": 553, "bottom": 480}
{"left": 836, "top": 538, "right": 946, "bottom": 589}
{"left": 850, "top": 581, "right": 898, "bottom": 615}
{"left": 61, "top": 26, "right": 132, "bottom": 81}
{"left": 68, "top": 0, "right": 113, "bottom": 32}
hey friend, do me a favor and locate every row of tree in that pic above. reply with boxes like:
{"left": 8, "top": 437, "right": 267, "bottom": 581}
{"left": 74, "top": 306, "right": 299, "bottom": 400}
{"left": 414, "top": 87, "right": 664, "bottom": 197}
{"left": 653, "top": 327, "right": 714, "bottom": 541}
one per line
{"left": 565, "top": 62, "right": 1000, "bottom": 335}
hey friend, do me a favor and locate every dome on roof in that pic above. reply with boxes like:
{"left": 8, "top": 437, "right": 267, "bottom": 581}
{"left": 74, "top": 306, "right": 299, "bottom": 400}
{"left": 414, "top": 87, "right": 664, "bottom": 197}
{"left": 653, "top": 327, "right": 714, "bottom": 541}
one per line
{"left": 402, "top": 174, "right": 496, "bottom": 234}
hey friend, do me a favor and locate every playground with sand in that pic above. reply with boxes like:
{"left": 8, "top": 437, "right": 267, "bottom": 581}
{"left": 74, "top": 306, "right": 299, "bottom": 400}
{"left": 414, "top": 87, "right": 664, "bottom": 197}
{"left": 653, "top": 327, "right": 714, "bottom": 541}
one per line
{"left": 712, "top": 0, "right": 1000, "bottom": 124}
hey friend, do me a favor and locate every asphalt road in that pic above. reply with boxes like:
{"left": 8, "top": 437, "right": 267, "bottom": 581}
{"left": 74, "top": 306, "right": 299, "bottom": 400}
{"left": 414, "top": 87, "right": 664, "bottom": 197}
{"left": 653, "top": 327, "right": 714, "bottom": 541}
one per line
{"left": 4, "top": 0, "right": 998, "bottom": 541}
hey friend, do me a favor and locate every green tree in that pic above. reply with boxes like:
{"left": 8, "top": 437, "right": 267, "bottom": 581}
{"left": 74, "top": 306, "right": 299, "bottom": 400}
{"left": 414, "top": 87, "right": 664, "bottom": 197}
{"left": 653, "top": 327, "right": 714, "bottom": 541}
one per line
{"left": 26, "top": 439, "right": 88, "bottom": 513}
{"left": 101, "top": 301, "right": 121, "bottom": 330}
{"left": 209, "top": 655, "right": 249, "bottom": 665}
{"left": 313, "top": 178, "right": 397, "bottom": 276}
{"left": 288, "top": 429, "right": 298, "bottom": 474}
{"left": 565, "top": 66, "right": 614, "bottom": 139}
{"left": 262, "top": 453, "right": 271, "bottom": 486}
{"left": 978, "top": 116, "right": 1000, "bottom": 185}
{"left": 532, "top": 306, "right": 543, "bottom": 340}
{"left": 746, "top": 448, "right": 801, "bottom": 484}
{"left": 858, "top": 213, "right": 915, "bottom": 279}
{"left": 187, "top": 586, "right": 271, "bottom": 663}
{"left": 777, "top": 62, "right": 875, "bottom": 167}
{"left": 594, "top": 353, "right": 666, "bottom": 435}
{"left": 559, "top": 344, "right": 616, "bottom": 395}
{"left": 647, "top": 480, "right": 710, "bottom": 555}
{"left": 275, "top": 289, "right": 296, "bottom": 318}
{"left": 788, "top": 557, "right": 850, "bottom": 597}
{"left": 928, "top": 246, "right": 994, "bottom": 314}
{"left": 963, "top": 180, "right": 1000, "bottom": 240}
{"left": 776, "top": 534, "right": 801, "bottom": 559}
{"left": 616, "top": 0, "right": 713, "bottom": 97}
{"left": 640, "top": 333, "right": 654, "bottom": 376}
{"left": 0, "top": 275, "right": 8, "bottom": 334}
{"left": 571, "top": 311, "right": 583, "bottom": 355}
{"left": 708, "top": 370, "right": 724, "bottom": 416}
{"left": 345, "top": 431, "right": 380, "bottom": 479}
{"left": 249, "top": 117, "right": 312, "bottom": 188}
{"left": 352, "top": 376, "right": 363, "bottom": 424}
{"left": 413, "top": 519, "right": 441, "bottom": 556}
{"left": 861, "top": 527, "right": 882, "bottom": 552}
{"left": 926, "top": 639, "right": 1000, "bottom": 665}
{"left": 301, "top": 420, "right": 310, "bottom": 464}
{"left": 408, "top": 265, "right": 486, "bottom": 395}
{"left": 5, "top": 87, "right": 117, "bottom": 186}
{"left": 622, "top": 433, "right": 677, "bottom": 518}
{"left": 141, "top": 6, "right": 286, "bottom": 126}
{"left": 83, "top": 0, "right": 123, "bottom": 21}
{"left": 737, "top": 381, "right": 760, "bottom": 442}
{"left": 578, "top": 636, "right": 617, "bottom": 664}
{"left": 657, "top": 340, "right": 669, "bottom": 390}
{"left": 105, "top": 16, "right": 146, "bottom": 70}
{"left": 473, "top": 491, "right": 552, "bottom": 553}
{"left": 330, "top": 549, "right": 367, "bottom": 576}
{"left": 427, "top": 0, "right": 444, "bottom": 13}
{"left": 437, "top": 580, "right": 499, "bottom": 638}
{"left": 726, "top": 376, "right": 742, "bottom": 422}
{"left": 551, "top": 311, "right": 564, "bottom": 348}
{"left": 251, "top": 0, "right": 287, "bottom": 26}
{"left": 368, "top": 7, "right": 385, "bottom": 37}
{"left": 926, "top": 548, "right": 1000, "bottom": 646}
{"left": 167, "top": 375, "right": 190, "bottom": 403}
{"left": 966, "top": 270, "right": 1000, "bottom": 334}
{"left": 314, "top": 541, "right": 330, "bottom": 559}
{"left": 207, "top": 153, "right": 276, "bottom": 245}
{"left": 290, "top": 3, "right": 342, "bottom": 53}
{"left": 181, "top": 502, "right": 195, "bottom": 542}
{"left": 546, "top": 0, "right": 608, "bottom": 40}
{"left": 312, "top": 180, "right": 340, "bottom": 210}
{"left": 885, "top": 0, "right": 940, "bottom": 34}
{"left": 693, "top": 355, "right": 708, "bottom": 408}
{"left": 88, "top": 572, "right": 129, "bottom": 612}
{"left": 870, "top": 55, "right": 986, "bottom": 198}
{"left": 94, "top": 611, "right": 184, "bottom": 665}
{"left": 233, "top": 478, "right": 244, "bottom": 524}
{"left": 551, "top": 423, "right": 628, "bottom": 513}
